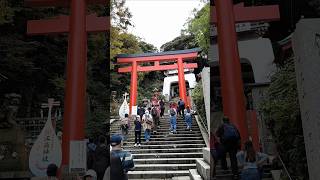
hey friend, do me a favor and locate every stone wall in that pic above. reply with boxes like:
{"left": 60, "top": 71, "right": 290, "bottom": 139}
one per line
{"left": 292, "top": 18, "right": 320, "bottom": 180}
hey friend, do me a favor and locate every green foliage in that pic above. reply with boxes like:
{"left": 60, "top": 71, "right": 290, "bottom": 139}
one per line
{"left": 138, "top": 40, "right": 158, "bottom": 53}
{"left": 192, "top": 82, "right": 206, "bottom": 120}
{"left": 160, "top": 34, "right": 197, "bottom": 51}
{"left": 186, "top": 4, "right": 210, "bottom": 54}
{"left": 308, "top": 0, "right": 320, "bottom": 14}
{"left": 0, "top": 0, "right": 17, "bottom": 24}
{"left": 259, "top": 58, "right": 308, "bottom": 179}
{"left": 160, "top": 3, "right": 209, "bottom": 55}
{"left": 111, "top": 0, "right": 132, "bottom": 30}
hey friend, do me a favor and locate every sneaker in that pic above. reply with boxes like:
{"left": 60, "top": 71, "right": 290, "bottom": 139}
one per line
{"left": 138, "top": 144, "right": 141, "bottom": 147}
{"left": 190, "top": 129, "right": 192, "bottom": 132}
{"left": 146, "top": 140, "right": 149, "bottom": 143}
{"left": 134, "top": 143, "right": 137, "bottom": 147}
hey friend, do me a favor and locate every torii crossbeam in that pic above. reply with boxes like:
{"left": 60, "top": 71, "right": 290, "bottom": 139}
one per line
{"left": 25, "top": 0, "right": 109, "bottom": 169}
{"left": 211, "top": 0, "right": 280, "bottom": 147}
{"left": 117, "top": 48, "right": 200, "bottom": 114}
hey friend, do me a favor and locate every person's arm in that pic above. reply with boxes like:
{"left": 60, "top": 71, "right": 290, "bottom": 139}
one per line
{"left": 256, "top": 152, "right": 268, "bottom": 167}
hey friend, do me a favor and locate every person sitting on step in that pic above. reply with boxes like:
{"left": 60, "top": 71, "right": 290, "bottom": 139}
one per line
{"left": 120, "top": 114, "right": 129, "bottom": 142}
{"left": 237, "top": 140, "right": 268, "bottom": 180}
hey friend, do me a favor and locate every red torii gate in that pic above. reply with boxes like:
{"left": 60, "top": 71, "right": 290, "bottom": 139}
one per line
{"left": 25, "top": 0, "right": 109, "bottom": 168}
{"left": 117, "top": 48, "right": 200, "bottom": 114}
{"left": 211, "top": 0, "right": 280, "bottom": 147}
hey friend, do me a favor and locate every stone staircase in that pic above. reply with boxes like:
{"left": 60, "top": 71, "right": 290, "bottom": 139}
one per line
{"left": 189, "top": 148, "right": 274, "bottom": 180}
{"left": 110, "top": 115, "right": 206, "bottom": 180}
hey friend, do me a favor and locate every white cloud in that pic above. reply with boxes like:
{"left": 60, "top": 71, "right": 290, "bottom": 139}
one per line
{"left": 126, "top": 0, "right": 205, "bottom": 50}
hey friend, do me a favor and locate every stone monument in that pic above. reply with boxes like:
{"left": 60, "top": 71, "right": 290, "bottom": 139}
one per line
{"left": 0, "top": 93, "right": 29, "bottom": 177}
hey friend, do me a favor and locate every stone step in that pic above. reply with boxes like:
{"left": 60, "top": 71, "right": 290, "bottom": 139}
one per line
{"left": 215, "top": 173, "right": 272, "bottom": 180}
{"left": 133, "top": 158, "right": 201, "bottom": 164}
{"left": 117, "top": 134, "right": 203, "bottom": 140}
{"left": 122, "top": 131, "right": 201, "bottom": 135}
{"left": 123, "top": 143, "right": 206, "bottom": 149}
{"left": 133, "top": 152, "right": 203, "bottom": 159}
{"left": 189, "top": 169, "right": 203, "bottom": 180}
{"left": 110, "top": 131, "right": 202, "bottom": 135}
{"left": 126, "top": 140, "right": 205, "bottom": 145}
{"left": 130, "top": 177, "right": 191, "bottom": 180}
{"left": 134, "top": 163, "right": 196, "bottom": 171}
{"left": 110, "top": 115, "right": 204, "bottom": 180}
{"left": 128, "top": 148, "right": 203, "bottom": 154}
{"left": 196, "top": 159, "right": 210, "bottom": 180}
{"left": 126, "top": 136, "right": 204, "bottom": 141}
{"left": 128, "top": 170, "right": 190, "bottom": 179}
{"left": 110, "top": 126, "right": 200, "bottom": 130}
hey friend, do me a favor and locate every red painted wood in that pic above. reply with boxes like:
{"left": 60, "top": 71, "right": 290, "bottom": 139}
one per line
{"left": 214, "top": 0, "right": 249, "bottom": 147}
{"left": 25, "top": 0, "right": 107, "bottom": 7}
{"left": 117, "top": 52, "right": 198, "bottom": 63}
{"left": 177, "top": 58, "right": 188, "bottom": 107}
{"left": 118, "top": 63, "right": 198, "bottom": 73}
{"left": 247, "top": 110, "right": 260, "bottom": 151}
{"left": 27, "top": 14, "right": 109, "bottom": 35}
{"left": 129, "top": 61, "right": 138, "bottom": 114}
{"left": 211, "top": 4, "right": 280, "bottom": 23}
{"left": 61, "top": 0, "right": 87, "bottom": 167}
{"left": 86, "top": 14, "right": 110, "bottom": 32}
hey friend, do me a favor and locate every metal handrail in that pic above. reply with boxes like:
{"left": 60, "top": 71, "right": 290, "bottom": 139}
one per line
{"left": 278, "top": 154, "right": 293, "bottom": 180}
{"left": 196, "top": 113, "right": 209, "bottom": 134}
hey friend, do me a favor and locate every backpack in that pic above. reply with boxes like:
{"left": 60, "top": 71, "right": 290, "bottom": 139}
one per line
{"left": 170, "top": 108, "right": 176, "bottom": 116}
{"left": 151, "top": 108, "right": 157, "bottom": 116}
{"left": 180, "top": 101, "right": 185, "bottom": 106}
{"left": 223, "top": 124, "right": 240, "bottom": 141}
{"left": 110, "top": 152, "right": 127, "bottom": 180}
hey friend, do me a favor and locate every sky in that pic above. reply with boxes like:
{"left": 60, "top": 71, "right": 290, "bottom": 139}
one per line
{"left": 126, "top": 0, "right": 206, "bottom": 50}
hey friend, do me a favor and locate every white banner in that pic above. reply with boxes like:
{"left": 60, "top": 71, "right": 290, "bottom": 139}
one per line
{"left": 119, "top": 97, "right": 129, "bottom": 118}
{"left": 29, "top": 112, "right": 62, "bottom": 176}
{"left": 69, "top": 140, "right": 87, "bottom": 173}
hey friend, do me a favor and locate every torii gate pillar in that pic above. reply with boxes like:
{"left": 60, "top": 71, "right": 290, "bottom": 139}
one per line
{"left": 213, "top": 0, "right": 279, "bottom": 147}
{"left": 215, "top": 0, "right": 248, "bottom": 142}
{"left": 129, "top": 61, "right": 138, "bottom": 114}
{"left": 177, "top": 57, "right": 188, "bottom": 106}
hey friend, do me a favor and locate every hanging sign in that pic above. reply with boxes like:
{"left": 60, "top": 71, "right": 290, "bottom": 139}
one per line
{"left": 29, "top": 98, "right": 62, "bottom": 176}
{"left": 69, "top": 140, "right": 87, "bottom": 174}
{"left": 119, "top": 93, "right": 129, "bottom": 118}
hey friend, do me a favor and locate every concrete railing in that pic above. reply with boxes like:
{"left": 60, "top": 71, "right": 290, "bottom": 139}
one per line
{"left": 195, "top": 115, "right": 209, "bottom": 147}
